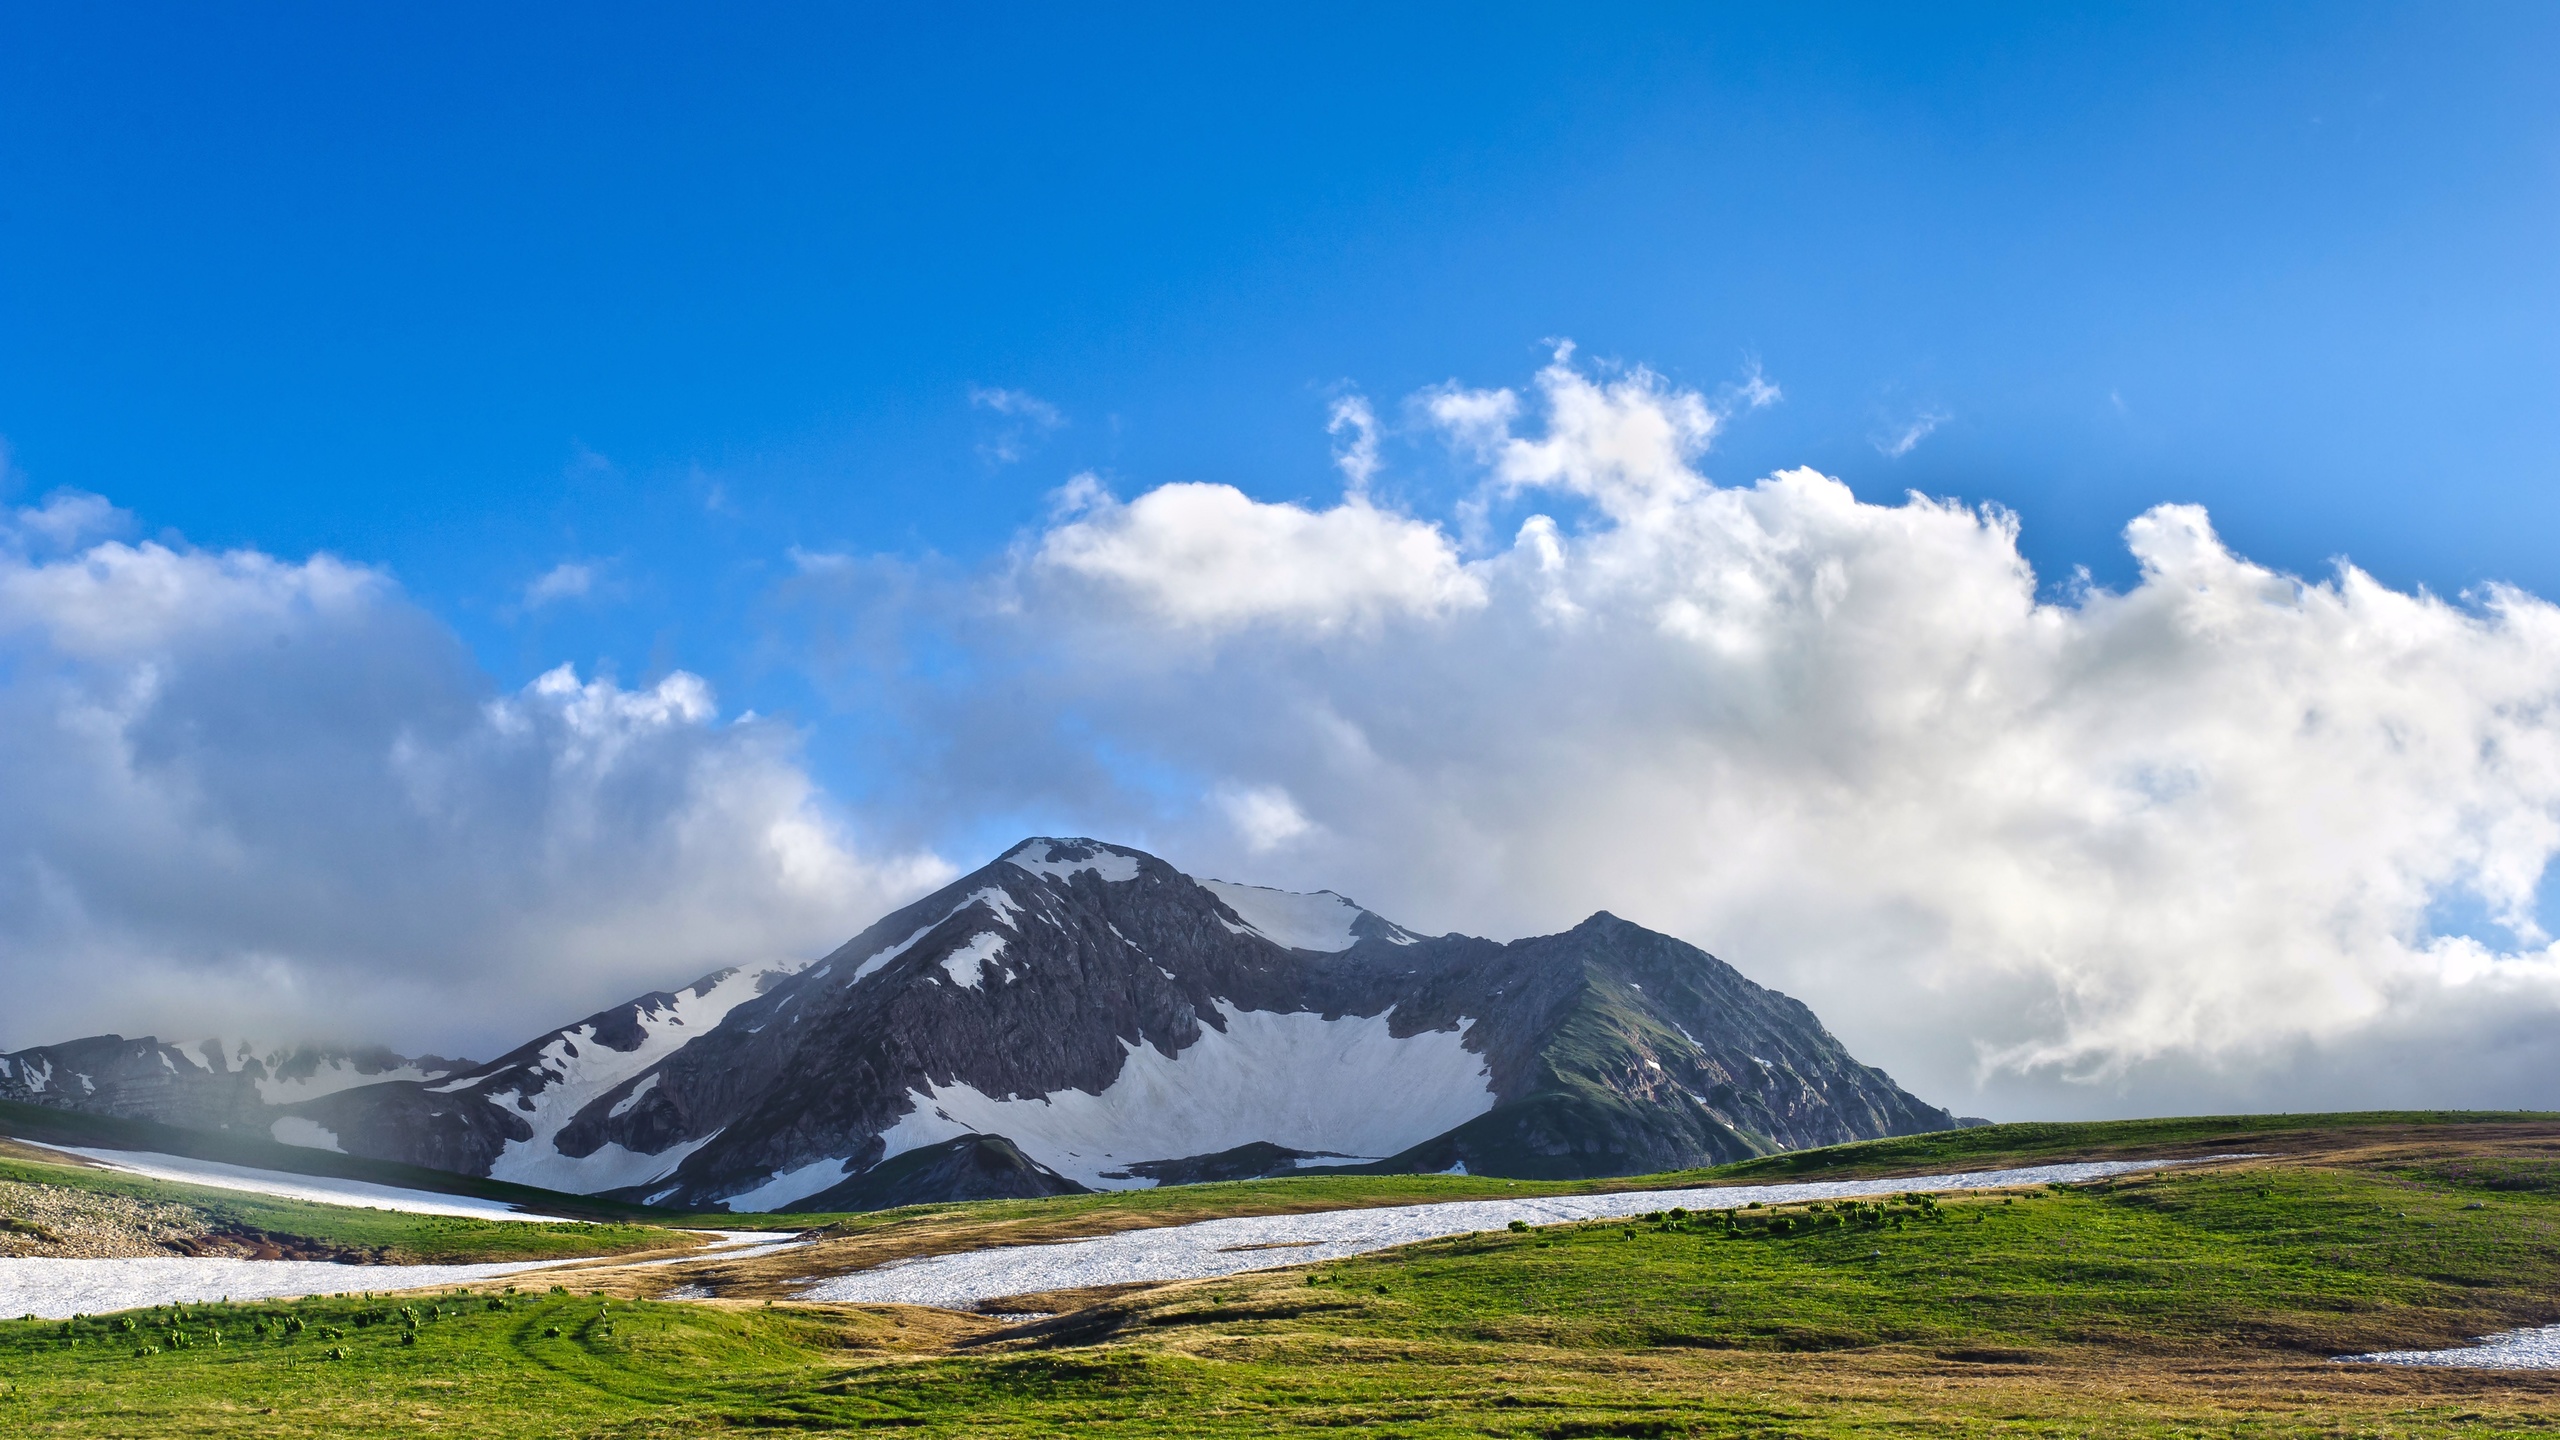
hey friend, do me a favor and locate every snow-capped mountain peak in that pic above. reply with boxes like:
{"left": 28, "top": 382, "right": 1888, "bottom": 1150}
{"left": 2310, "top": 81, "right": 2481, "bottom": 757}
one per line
{"left": 4, "top": 838, "right": 1960, "bottom": 1213}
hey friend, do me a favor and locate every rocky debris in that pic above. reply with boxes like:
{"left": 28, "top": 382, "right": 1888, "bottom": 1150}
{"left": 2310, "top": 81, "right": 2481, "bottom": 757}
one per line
{"left": 0, "top": 1178, "right": 223, "bottom": 1259}
{"left": 0, "top": 1179, "right": 385, "bottom": 1262}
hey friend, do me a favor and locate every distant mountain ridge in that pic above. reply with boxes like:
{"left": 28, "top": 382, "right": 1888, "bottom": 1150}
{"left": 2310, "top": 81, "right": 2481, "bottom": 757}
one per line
{"left": 0, "top": 838, "right": 1958, "bottom": 1210}
{"left": 0, "top": 1036, "right": 468, "bottom": 1134}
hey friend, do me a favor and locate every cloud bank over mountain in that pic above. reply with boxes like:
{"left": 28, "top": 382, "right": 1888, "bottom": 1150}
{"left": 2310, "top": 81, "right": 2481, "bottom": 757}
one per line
{"left": 0, "top": 493, "right": 949, "bottom": 1053}
{"left": 841, "top": 349, "right": 2560, "bottom": 1115}
{"left": 10, "top": 348, "right": 2560, "bottom": 1118}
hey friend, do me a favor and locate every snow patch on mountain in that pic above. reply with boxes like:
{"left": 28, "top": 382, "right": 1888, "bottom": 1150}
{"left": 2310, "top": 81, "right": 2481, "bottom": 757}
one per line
{"left": 268, "top": 1117, "right": 344, "bottom": 1152}
{"left": 726, "top": 1156, "right": 855, "bottom": 1212}
{"left": 849, "top": 921, "right": 936, "bottom": 984}
{"left": 849, "top": 887, "right": 1025, "bottom": 987}
{"left": 254, "top": 1058, "right": 450, "bottom": 1106}
{"left": 939, "top": 932, "right": 1010, "bottom": 990}
{"left": 478, "top": 965, "right": 789, "bottom": 1189}
{"left": 871, "top": 1002, "right": 1495, "bottom": 1189}
{"left": 498, "top": 1131, "right": 723, "bottom": 1195}
{"left": 1198, "top": 881, "right": 1368, "bottom": 953}
{"left": 1006, "top": 838, "right": 1141, "bottom": 884}
{"left": 961, "top": 886, "right": 1025, "bottom": 924}
{"left": 608, "top": 1073, "right": 661, "bottom": 1118}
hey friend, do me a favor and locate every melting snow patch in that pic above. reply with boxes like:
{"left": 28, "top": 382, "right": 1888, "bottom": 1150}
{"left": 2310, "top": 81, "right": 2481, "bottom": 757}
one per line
{"left": 1198, "top": 881, "right": 1364, "bottom": 953}
{"left": 0, "top": 1255, "right": 592, "bottom": 1320}
{"left": 22, "top": 1145, "right": 571, "bottom": 1221}
{"left": 608, "top": 1074, "right": 662, "bottom": 1118}
{"left": 872, "top": 1002, "right": 1495, "bottom": 1189}
{"left": 255, "top": 1058, "right": 448, "bottom": 1106}
{"left": 725, "top": 1158, "right": 854, "bottom": 1213}
{"left": 799, "top": 1158, "right": 2245, "bottom": 1310}
{"left": 850, "top": 922, "right": 937, "bottom": 984}
{"left": 478, "top": 965, "right": 788, "bottom": 1192}
{"left": 2343, "top": 1327, "right": 2560, "bottom": 1369}
{"left": 268, "top": 1117, "right": 344, "bottom": 1153}
{"left": 940, "top": 932, "right": 1009, "bottom": 990}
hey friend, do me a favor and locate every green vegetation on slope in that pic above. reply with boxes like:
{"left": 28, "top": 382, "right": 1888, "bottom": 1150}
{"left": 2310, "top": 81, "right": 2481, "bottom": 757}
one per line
{"left": 1697, "top": 1109, "right": 2560, "bottom": 1182}
{"left": 6, "top": 1115, "right": 2560, "bottom": 1436}
{"left": 0, "top": 1145, "right": 698, "bottom": 1265}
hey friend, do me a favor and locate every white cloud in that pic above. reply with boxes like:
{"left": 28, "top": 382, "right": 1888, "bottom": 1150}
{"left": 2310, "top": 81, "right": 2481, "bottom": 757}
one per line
{"left": 1326, "top": 394, "right": 1382, "bottom": 495}
{"left": 6, "top": 489, "right": 130, "bottom": 551}
{"left": 1033, "top": 480, "right": 1485, "bottom": 635}
{"left": 521, "top": 561, "right": 597, "bottom": 609}
{"left": 1725, "top": 362, "right": 1783, "bottom": 413}
{"left": 0, "top": 516, "right": 949, "bottom": 1055}
{"left": 1875, "top": 407, "right": 1949, "bottom": 458}
{"left": 865, "top": 345, "right": 2560, "bottom": 1117}
{"left": 970, "top": 385, "right": 1067, "bottom": 465}
{"left": 1215, "top": 783, "right": 1315, "bottom": 853}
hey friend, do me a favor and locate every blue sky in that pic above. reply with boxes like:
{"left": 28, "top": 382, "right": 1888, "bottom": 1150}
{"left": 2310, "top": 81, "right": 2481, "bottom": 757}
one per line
{"left": 6, "top": 5, "right": 2560, "bottom": 1110}
{"left": 10, "top": 6, "right": 2555, "bottom": 701}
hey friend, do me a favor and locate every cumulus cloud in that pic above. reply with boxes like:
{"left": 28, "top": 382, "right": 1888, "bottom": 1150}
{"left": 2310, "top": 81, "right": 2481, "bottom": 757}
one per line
{"left": 843, "top": 347, "right": 2560, "bottom": 1117}
{"left": 1032, "top": 476, "right": 1484, "bottom": 635}
{"left": 0, "top": 496, "right": 949, "bottom": 1055}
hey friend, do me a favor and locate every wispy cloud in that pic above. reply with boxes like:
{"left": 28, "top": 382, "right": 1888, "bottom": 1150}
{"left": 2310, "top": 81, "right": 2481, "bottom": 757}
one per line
{"left": 1874, "top": 407, "right": 1950, "bottom": 458}
{"left": 1326, "top": 394, "right": 1382, "bottom": 496}
{"left": 969, "top": 386, "right": 1067, "bottom": 465}
{"left": 1723, "top": 360, "right": 1782, "bottom": 413}
{"left": 521, "top": 561, "right": 598, "bottom": 609}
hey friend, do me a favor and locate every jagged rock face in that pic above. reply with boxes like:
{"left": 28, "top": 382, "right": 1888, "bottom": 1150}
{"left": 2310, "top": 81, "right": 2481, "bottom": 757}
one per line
{"left": 0, "top": 1035, "right": 464, "bottom": 1137}
{"left": 1, "top": 837, "right": 1957, "bottom": 1207}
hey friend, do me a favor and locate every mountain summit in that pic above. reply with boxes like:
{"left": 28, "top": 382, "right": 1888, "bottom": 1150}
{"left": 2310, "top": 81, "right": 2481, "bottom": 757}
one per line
{"left": 2, "top": 838, "right": 1957, "bottom": 1209}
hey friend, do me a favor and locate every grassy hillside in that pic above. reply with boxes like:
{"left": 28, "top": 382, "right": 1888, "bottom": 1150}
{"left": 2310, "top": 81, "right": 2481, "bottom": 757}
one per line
{"left": 0, "top": 1141, "right": 702, "bottom": 1265}
{"left": 4, "top": 1113, "right": 2560, "bottom": 1435}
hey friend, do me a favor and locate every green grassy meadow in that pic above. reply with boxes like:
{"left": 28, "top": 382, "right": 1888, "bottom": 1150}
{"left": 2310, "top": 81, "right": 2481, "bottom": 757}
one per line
{"left": 5, "top": 1113, "right": 2560, "bottom": 1436}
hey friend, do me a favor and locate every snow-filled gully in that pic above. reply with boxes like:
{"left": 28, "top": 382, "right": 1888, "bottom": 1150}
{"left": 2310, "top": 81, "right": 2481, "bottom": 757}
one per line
{"left": 794, "top": 1157, "right": 2240, "bottom": 1312}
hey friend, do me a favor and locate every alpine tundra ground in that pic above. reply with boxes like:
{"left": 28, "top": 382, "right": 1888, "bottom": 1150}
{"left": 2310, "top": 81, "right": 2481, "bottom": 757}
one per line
{"left": 5, "top": 1112, "right": 2560, "bottom": 1436}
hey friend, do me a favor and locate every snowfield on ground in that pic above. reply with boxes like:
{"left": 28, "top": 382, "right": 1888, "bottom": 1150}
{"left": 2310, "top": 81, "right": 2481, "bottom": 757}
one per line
{"left": 1197, "top": 881, "right": 1366, "bottom": 952}
{"left": 2344, "top": 1327, "right": 2560, "bottom": 1370}
{"left": 25, "top": 1144, "right": 573, "bottom": 1221}
{"left": 796, "top": 1159, "right": 2235, "bottom": 1310}
{"left": 0, "top": 1255, "right": 587, "bottom": 1319}
{"left": 0, "top": 1232, "right": 796, "bottom": 1317}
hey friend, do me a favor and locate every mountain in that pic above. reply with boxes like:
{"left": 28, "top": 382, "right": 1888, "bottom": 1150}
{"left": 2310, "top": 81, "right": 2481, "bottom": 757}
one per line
{"left": 0, "top": 1036, "right": 468, "bottom": 1136}
{"left": 0, "top": 838, "right": 1958, "bottom": 1209}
